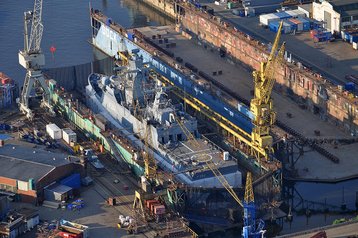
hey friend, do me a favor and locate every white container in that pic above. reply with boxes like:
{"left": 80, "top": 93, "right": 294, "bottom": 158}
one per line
{"left": 353, "top": 42, "right": 358, "bottom": 50}
{"left": 62, "top": 128, "right": 77, "bottom": 144}
{"left": 259, "top": 13, "right": 279, "bottom": 26}
{"left": 46, "top": 124, "right": 62, "bottom": 140}
{"left": 222, "top": 151, "right": 230, "bottom": 161}
{"left": 283, "top": 22, "right": 292, "bottom": 34}
{"left": 285, "top": 9, "right": 306, "bottom": 18}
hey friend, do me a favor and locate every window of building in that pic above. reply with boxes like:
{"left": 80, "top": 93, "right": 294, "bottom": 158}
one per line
{"left": 0, "top": 184, "right": 17, "bottom": 193}
{"left": 342, "top": 17, "right": 351, "bottom": 23}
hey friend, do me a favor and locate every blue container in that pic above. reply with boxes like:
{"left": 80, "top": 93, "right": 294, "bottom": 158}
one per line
{"left": 269, "top": 21, "right": 283, "bottom": 33}
{"left": 127, "top": 32, "right": 134, "bottom": 41}
{"left": 60, "top": 173, "right": 81, "bottom": 189}
{"left": 105, "top": 18, "right": 112, "bottom": 26}
{"left": 297, "top": 17, "right": 310, "bottom": 31}
{"left": 350, "top": 33, "right": 358, "bottom": 43}
{"left": 274, "top": 12, "right": 291, "bottom": 19}
{"left": 345, "top": 82, "right": 355, "bottom": 91}
{"left": 284, "top": 20, "right": 296, "bottom": 32}
{"left": 344, "top": 32, "right": 350, "bottom": 41}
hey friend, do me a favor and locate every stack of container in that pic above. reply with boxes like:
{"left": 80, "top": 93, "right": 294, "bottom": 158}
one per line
{"left": 261, "top": 9, "right": 312, "bottom": 34}
{"left": 285, "top": 9, "right": 306, "bottom": 18}
{"left": 297, "top": 17, "right": 310, "bottom": 31}
{"left": 259, "top": 13, "right": 280, "bottom": 26}
{"left": 274, "top": 11, "right": 291, "bottom": 20}
{"left": 340, "top": 29, "right": 358, "bottom": 50}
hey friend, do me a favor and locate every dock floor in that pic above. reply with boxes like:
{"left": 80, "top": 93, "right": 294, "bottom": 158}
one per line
{"left": 279, "top": 221, "right": 358, "bottom": 238}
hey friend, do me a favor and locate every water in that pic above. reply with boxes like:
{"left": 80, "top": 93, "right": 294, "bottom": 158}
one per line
{"left": 1, "top": 0, "right": 357, "bottom": 236}
{"left": 0, "top": 0, "right": 170, "bottom": 85}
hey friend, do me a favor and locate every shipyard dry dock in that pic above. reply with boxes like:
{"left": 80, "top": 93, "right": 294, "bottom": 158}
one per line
{"left": 134, "top": 25, "right": 358, "bottom": 182}
{"left": 90, "top": 8, "right": 358, "bottom": 185}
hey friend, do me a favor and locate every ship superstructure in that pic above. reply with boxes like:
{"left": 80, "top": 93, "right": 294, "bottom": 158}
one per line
{"left": 86, "top": 50, "right": 242, "bottom": 188}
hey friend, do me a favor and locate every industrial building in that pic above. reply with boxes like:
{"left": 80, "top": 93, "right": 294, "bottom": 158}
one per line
{"left": 313, "top": 0, "right": 358, "bottom": 33}
{"left": 0, "top": 142, "right": 82, "bottom": 204}
{"left": 0, "top": 207, "right": 39, "bottom": 238}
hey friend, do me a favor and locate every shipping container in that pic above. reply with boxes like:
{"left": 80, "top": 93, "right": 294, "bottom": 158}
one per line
{"left": 353, "top": 42, "right": 358, "bottom": 50}
{"left": 46, "top": 123, "right": 62, "bottom": 140}
{"left": 297, "top": 17, "right": 310, "bottom": 31}
{"left": 284, "top": 20, "right": 296, "bottom": 33}
{"left": 349, "top": 33, "right": 358, "bottom": 44}
{"left": 58, "top": 231, "right": 83, "bottom": 238}
{"left": 62, "top": 128, "right": 77, "bottom": 144}
{"left": 146, "top": 199, "right": 157, "bottom": 209}
{"left": 94, "top": 114, "right": 108, "bottom": 131}
{"left": 287, "top": 19, "right": 298, "bottom": 31}
{"left": 259, "top": 13, "right": 279, "bottom": 26}
{"left": 153, "top": 204, "right": 166, "bottom": 215}
{"left": 289, "top": 18, "right": 302, "bottom": 31}
{"left": 274, "top": 11, "right": 291, "bottom": 19}
{"left": 285, "top": 9, "right": 306, "bottom": 18}
{"left": 345, "top": 82, "right": 355, "bottom": 91}
{"left": 268, "top": 21, "right": 283, "bottom": 33}
{"left": 150, "top": 202, "right": 161, "bottom": 213}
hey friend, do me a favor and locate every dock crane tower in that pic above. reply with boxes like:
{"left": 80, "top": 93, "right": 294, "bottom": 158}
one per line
{"left": 250, "top": 21, "right": 286, "bottom": 159}
{"left": 18, "top": 0, "right": 52, "bottom": 119}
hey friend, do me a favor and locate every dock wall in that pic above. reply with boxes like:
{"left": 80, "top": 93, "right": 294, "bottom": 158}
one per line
{"left": 139, "top": 0, "right": 176, "bottom": 19}
{"left": 142, "top": 0, "right": 358, "bottom": 134}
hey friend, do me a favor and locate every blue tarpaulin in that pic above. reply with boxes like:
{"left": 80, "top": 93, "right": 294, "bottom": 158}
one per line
{"left": 0, "top": 134, "right": 11, "bottom": 140}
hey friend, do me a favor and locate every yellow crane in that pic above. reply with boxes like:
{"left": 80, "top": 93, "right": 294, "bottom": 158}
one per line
{"left": 143, "top": 122, "right": 157, "bottom": 180}
{"left": 250, "top": 21, "right": 286, "bottom": 156}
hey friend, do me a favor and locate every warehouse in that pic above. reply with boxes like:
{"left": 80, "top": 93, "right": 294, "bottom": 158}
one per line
{"left": 0, "top": 143, "right": 82, "bottom": 204}
{"left": 313, "top": 0, "right": 358, "bottom": 33}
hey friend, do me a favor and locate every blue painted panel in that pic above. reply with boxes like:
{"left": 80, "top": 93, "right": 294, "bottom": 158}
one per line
{"left": 60, "top": 173, "right": 81, "bottom": 189}
{"left": 93, "top": 24, "right": 253, "bottom": 134}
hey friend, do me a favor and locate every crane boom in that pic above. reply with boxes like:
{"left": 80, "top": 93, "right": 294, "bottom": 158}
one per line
{"left": 28, "top": 0, "right": 44, "bottom": 53}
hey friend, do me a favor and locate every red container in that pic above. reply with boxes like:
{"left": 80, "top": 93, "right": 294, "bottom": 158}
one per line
{"left": 310, "top": 29, "right": 318, "bottom": 39}
{"left": 145, "top": 199, "right": 157, "bottom": 209}
{"left": 150, "top": 202, "right": 161, "bottom": 213}
{"left": 0, "top": 72, "right": 11, "bottom": 85}
{"left": 153, "top": 205, "right": 166, "bottom": 215}
{"left": 58, "top": 231, "right": 82, "bottom": 238}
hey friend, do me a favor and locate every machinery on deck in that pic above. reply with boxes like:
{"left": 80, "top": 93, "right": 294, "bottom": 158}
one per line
{"left": 18, "top": 0, "right": 52, "bottom": 119}
{"left": 250, "top": 21, "right": 286, "bottom": 159}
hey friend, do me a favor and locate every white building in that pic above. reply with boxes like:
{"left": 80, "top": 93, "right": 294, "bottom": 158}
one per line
{"left": 313, "top": 0, "right": 358, "bottom": 33}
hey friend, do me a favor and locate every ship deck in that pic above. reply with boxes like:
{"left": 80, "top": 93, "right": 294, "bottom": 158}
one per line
{"left": 163, "top": 138, "right": 238, "bottom": 173}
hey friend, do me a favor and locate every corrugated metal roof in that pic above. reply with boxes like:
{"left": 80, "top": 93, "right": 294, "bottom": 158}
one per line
{"left": 45, "top": 183, "right": 72, "bottom": 195}
{"left": 0, "top": 144, "right": 72, "bottom": 182}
